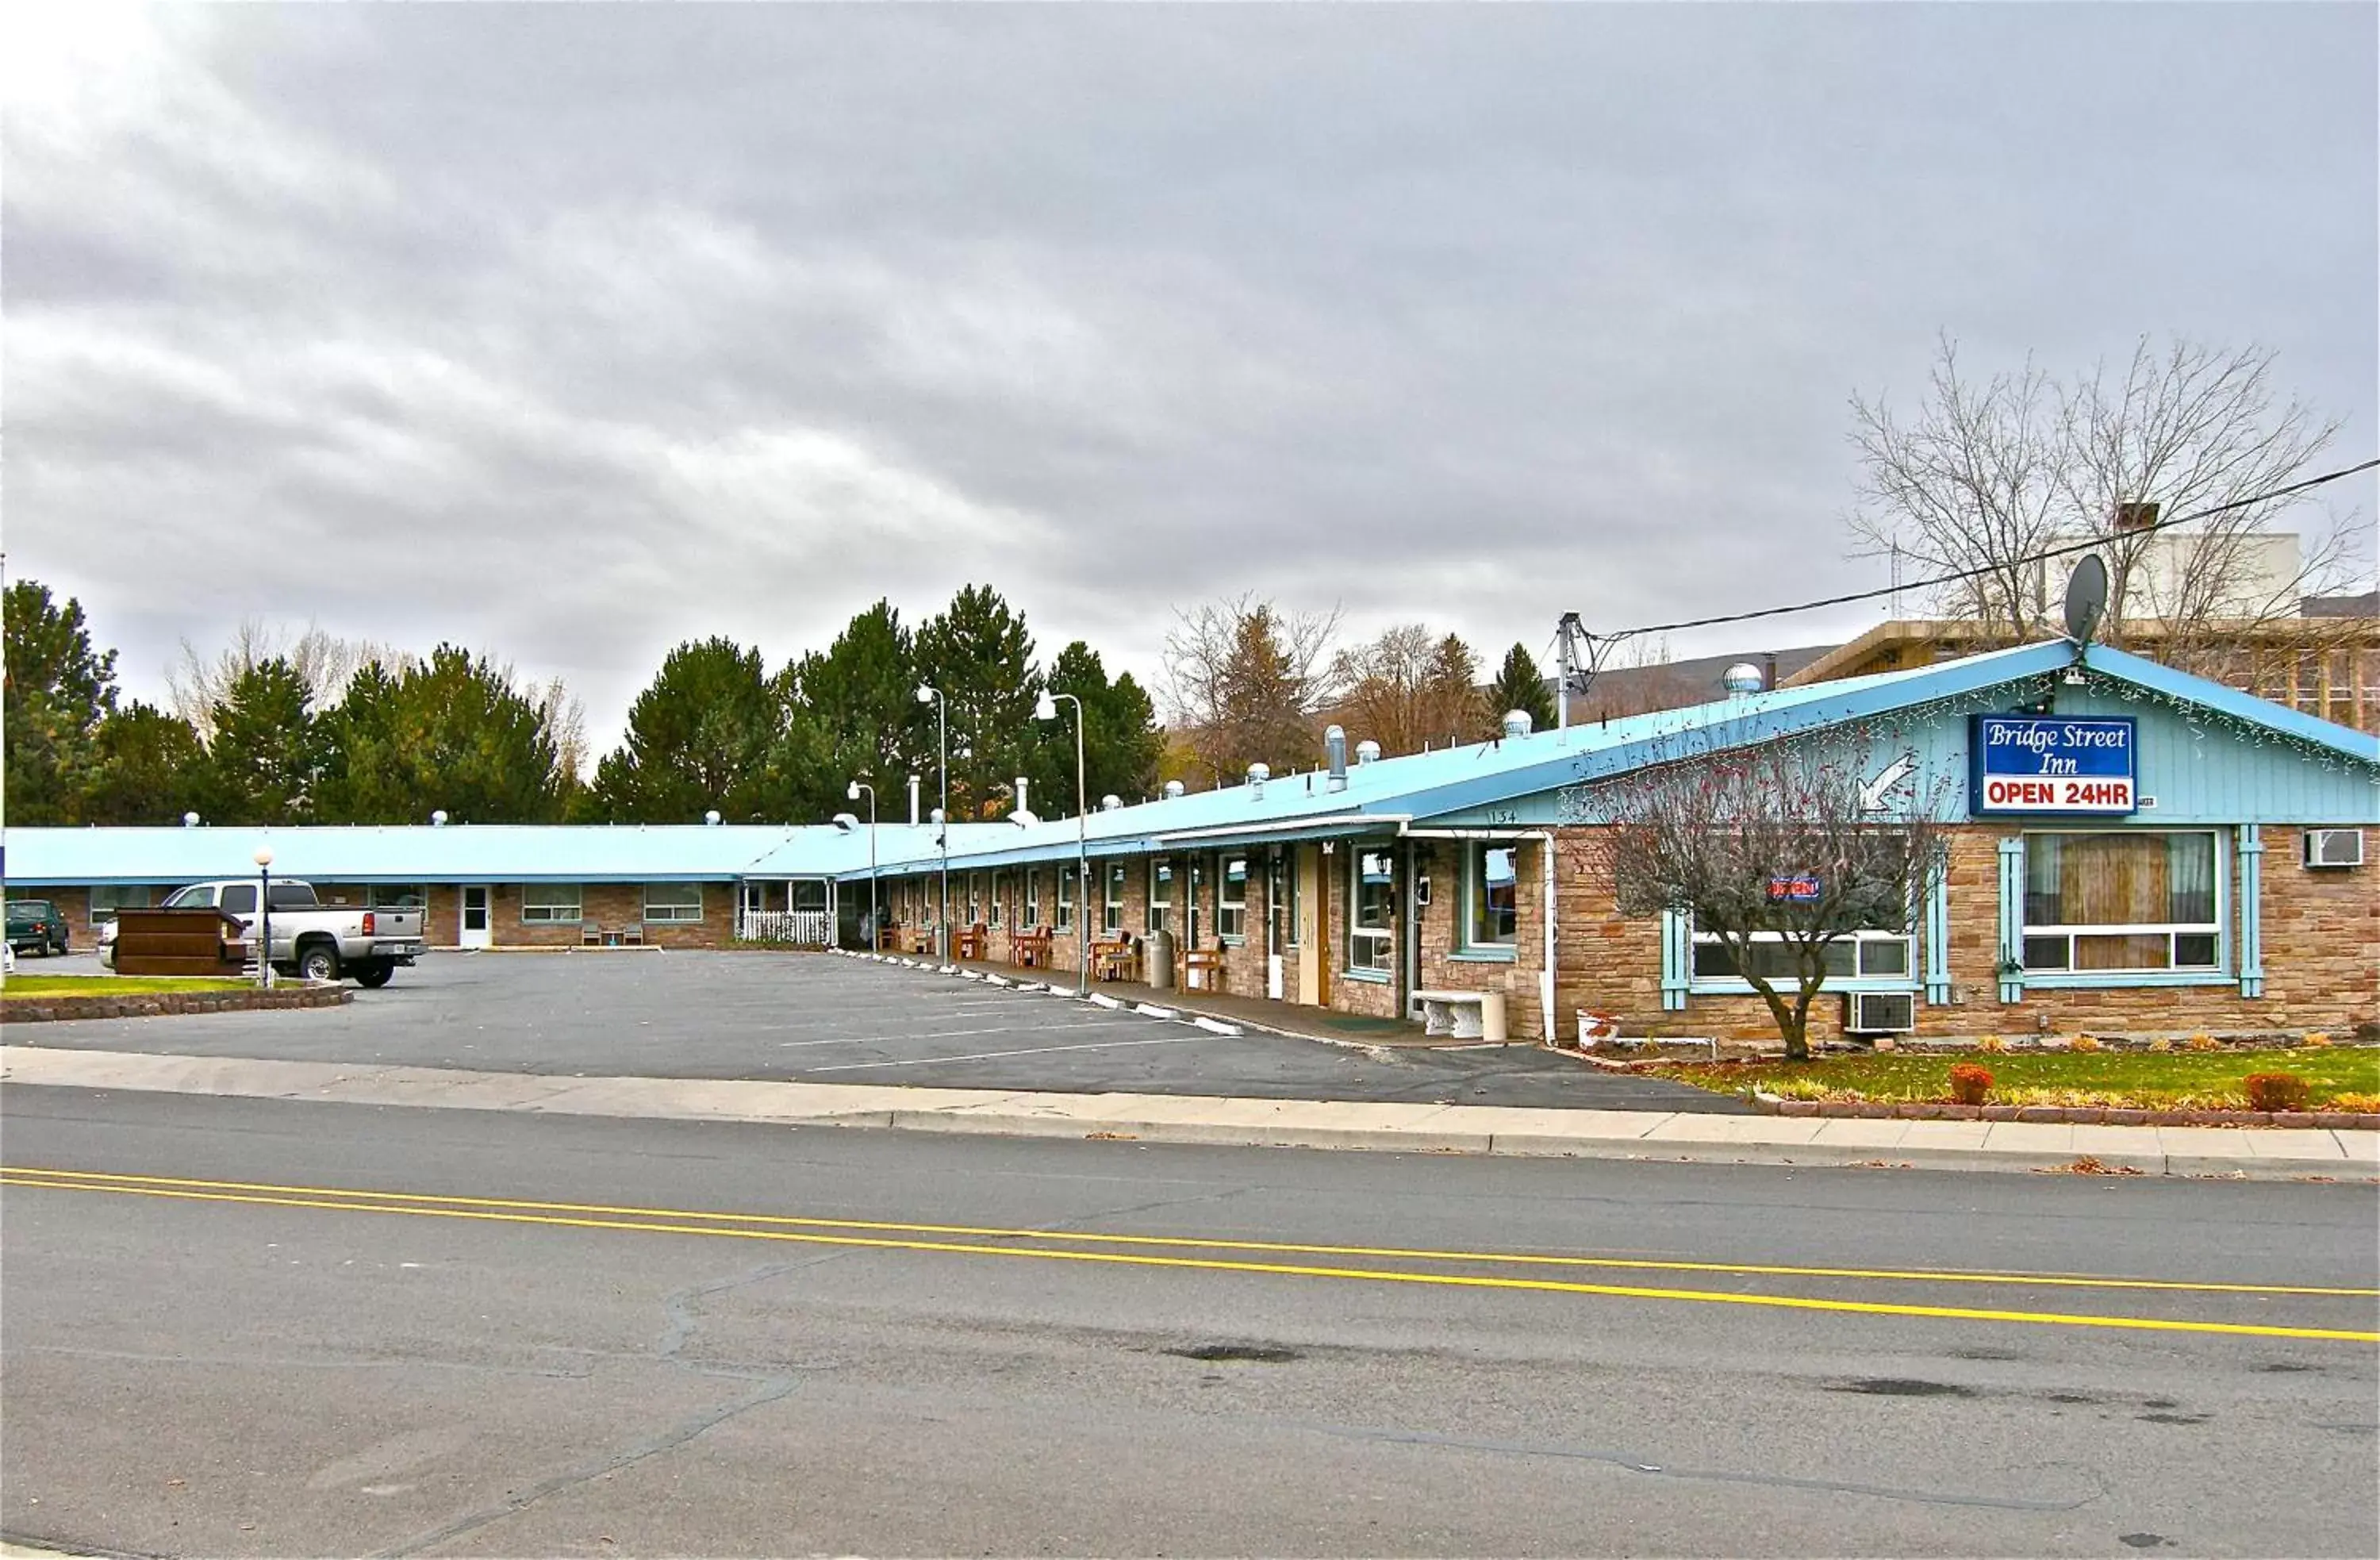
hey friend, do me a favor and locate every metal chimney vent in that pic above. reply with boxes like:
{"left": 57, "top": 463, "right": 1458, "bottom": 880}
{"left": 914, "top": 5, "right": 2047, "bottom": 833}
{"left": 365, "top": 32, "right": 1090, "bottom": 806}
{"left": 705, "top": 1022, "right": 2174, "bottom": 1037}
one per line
{"left": 1355, "top": 739, "right": 1382, "bottom": 765}
{"left": 1101, "top": 793, "right": 1123, "bottom": 812}
{"left": 1325, "top": 725, "right": 1349, "bottom": 793}
{"left": 1502, "top": 709, "right": 1534, "bottom": 739}
{"left": 1162, "top": 780, "right": 1186, "bottom": 800}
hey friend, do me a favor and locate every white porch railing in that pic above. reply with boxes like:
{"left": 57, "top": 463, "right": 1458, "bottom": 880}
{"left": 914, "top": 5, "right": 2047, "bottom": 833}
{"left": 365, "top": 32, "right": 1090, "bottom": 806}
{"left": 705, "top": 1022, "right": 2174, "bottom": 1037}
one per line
{"left": 738, "top": 909, "right": 830, "bottom": 945}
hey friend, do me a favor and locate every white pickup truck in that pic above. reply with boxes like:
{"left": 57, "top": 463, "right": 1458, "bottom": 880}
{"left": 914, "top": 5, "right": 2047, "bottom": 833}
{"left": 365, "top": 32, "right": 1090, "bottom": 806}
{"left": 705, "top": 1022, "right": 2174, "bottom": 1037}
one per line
{"left": 100, "top": 878, "right": 426, "bottom": 986}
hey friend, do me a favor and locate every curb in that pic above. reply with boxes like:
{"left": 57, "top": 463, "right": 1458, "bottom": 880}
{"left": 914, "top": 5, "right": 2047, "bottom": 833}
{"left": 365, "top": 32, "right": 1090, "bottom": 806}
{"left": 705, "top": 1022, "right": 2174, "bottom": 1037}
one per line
{"left": 6, "top": 1044, "right": 2371, "bottom": 1182}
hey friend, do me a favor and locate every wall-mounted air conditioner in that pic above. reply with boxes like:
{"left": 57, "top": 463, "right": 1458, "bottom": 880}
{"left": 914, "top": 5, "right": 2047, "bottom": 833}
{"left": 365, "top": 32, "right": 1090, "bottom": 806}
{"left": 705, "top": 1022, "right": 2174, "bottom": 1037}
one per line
{"left": 1845, "top": 991, "right": 1916, "bottom": 1034}
{"left": 2304, "top": 828, "right": 2365, "bottom": 868}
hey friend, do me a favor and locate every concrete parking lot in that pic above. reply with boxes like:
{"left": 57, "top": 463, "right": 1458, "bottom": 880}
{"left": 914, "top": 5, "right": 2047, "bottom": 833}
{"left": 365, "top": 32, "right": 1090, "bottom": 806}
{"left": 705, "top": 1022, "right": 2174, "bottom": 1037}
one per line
{"left": 10, "top": 950, "right": 1745, "bottom": 1112}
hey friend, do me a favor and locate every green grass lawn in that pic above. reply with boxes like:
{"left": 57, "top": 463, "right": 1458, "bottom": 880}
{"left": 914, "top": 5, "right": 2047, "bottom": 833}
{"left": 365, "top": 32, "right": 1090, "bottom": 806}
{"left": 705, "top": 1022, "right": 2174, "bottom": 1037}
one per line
{"left": 1647, "top": 1047, "right": 2380, "bottom": 1109}
{"left": 3, "top": 974, "right": 255, "bottom": 998}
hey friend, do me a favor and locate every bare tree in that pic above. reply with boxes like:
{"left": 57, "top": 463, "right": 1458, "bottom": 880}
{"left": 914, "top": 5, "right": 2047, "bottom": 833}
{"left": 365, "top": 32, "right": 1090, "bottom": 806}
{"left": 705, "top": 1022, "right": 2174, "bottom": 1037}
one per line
{"left": 1571, "top": 736, "right": 1952, "bottom": 1061}
{"left": 1848, "top": 336, "right": 2065, "bottom": 642}
{"left": 1580, "top": 635, "right": 1713, "bottom": 721}
{"left": 1161, "top": 594, "right": 1340, "bottom": 781}
{"left": 2057, "top": 337, "right": 2353, "bottom": 670}
{"left": 170, "top": 621, "right": 416, "bottom": 744}
{"left": 1848, "top": 333, "right": 2356, "bottom": 664}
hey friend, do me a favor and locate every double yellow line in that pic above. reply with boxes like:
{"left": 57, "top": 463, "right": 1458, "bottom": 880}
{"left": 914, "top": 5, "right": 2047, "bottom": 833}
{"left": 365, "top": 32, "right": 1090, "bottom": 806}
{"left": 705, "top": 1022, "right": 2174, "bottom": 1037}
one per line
{"left": 6, "top": 1165, "right": 2375, "bottom": 1342}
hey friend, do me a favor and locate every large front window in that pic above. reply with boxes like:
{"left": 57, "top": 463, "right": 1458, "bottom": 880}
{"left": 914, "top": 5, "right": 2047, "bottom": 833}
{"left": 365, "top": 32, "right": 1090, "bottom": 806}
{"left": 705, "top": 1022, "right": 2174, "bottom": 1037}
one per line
{"left": 1349, "top": 847, "right": 1394, "bottom": 974}
{"left": 1464, "top": 845, "right": 1518, "bottom": 951}
{"left": 1692, "top": 929, "right": 1912, "bottom": 982}
{"left": 1147, "top": 859, "right": 1174, "bottom": 934}
{"left": 2022, "top": 831, "right": 2221, "bottom": 974}
{"left": 88, "top": 884, "right": 160, "bottom": 926}
{"left": 643, "top": 883, "right": 702, "bottom": 923}
{"left": 521, "top": 884, "right": 582, "bottom": 924}
{"left": 1218, "top": 856, "right": 1248, "bottom": 942}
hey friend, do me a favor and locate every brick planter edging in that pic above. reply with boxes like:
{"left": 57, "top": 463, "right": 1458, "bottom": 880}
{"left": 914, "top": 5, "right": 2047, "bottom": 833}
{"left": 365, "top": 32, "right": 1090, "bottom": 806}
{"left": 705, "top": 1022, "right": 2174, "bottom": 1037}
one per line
{"left": 2, "top": 986, "right": 353, "bottom": 1023}
{"left": 1749, "top": 1091, "right": 2380, "bottom": 1132}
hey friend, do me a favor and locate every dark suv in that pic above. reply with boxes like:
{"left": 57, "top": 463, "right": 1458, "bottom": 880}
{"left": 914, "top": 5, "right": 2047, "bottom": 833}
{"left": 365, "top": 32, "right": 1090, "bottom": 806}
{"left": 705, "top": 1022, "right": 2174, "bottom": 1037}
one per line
{"left": 6, "top": 899, "right": 71, "bottom": 957}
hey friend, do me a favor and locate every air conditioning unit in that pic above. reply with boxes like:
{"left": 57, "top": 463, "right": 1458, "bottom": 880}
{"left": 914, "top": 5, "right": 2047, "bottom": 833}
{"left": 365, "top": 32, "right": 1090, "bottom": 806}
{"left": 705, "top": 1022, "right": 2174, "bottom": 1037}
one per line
{"left": 1846, "top": 991, "right": 1916, "bottom": 1034}
{"left": 2304, "top": 828, "right": 2365, "bottom": 868}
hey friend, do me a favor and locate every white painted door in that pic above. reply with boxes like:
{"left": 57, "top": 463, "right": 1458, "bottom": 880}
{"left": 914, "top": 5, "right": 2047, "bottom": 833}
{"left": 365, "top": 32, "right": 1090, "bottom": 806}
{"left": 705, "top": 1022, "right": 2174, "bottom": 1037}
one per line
{"left": 459, "top": 886, "right": 493, "bottom": 949}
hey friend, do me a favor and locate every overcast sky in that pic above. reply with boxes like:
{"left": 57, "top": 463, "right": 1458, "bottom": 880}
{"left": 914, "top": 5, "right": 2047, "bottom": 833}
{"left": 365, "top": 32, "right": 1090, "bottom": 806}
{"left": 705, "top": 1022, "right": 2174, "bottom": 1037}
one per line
{"left": 6, "top": 3, "right": 2374, "bottom": 755}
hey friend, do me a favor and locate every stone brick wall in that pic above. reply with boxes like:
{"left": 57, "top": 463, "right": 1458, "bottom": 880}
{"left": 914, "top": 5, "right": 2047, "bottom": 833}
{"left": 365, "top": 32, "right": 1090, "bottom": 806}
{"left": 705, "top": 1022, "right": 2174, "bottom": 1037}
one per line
{"left": 4, "top": 985, "right": 352, "bottom": 1022}
{"left": 1407, "top": 840, "right": 1549, "bottom": 1040}
{"left": 1550, "top": 823, "right": 2380, "bottom": 1045}
{"left": 470, "top": 882, "right": 734, "bottom": 949}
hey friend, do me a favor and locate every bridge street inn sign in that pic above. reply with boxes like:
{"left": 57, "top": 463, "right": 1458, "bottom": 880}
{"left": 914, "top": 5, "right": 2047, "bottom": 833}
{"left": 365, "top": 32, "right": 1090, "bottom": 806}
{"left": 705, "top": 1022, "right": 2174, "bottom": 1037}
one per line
{"left": 1971, "top": 716, "right": 2137, "bottom": 815}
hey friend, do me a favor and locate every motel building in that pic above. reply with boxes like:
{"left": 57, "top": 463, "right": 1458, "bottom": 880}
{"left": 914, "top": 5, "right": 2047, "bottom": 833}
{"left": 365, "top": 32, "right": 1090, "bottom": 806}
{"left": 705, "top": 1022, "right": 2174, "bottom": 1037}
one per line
{"left": 9, "top": 641, "right": 2376, "bottom": 1046}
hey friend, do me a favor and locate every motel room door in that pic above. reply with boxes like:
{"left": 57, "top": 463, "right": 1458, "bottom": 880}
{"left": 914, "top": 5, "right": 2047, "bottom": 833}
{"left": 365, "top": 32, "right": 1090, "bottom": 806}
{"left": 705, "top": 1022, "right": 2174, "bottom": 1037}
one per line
{"left": 459, "top": 886, "right": 493, "bottom": 949}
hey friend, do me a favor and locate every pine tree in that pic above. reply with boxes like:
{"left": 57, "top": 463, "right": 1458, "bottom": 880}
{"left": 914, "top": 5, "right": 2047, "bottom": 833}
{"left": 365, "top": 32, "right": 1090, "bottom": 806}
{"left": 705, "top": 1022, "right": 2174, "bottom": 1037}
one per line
{"left": 3, "top": 581, "right": 120, "bottom": 824}
{"left": 589, "top": 638, "right": 784, "bottom": 823}
{"left": 1484, "top": 642, "right": 1557, "bottom": 736}
{"left": 912, "top": 586, "right": 1039, "bottom": 820}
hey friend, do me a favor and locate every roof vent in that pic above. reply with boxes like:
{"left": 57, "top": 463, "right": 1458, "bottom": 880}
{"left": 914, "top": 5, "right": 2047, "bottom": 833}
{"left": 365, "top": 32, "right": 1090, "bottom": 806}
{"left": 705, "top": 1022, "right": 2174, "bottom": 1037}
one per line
{"left": 431, "top": 809, "right": 449, "bottom": 827}
{"left": 1163, "top": 780, "right": 1186, "bottom": 800}
{"left": 1246, "top": 761, "right": 1270, "bottom": 800}
{"left": 1325, "top": 724, "right": 1349, "bottom": 793}
{"left": 1355, "top": 739, "right": 1382, "bottom": 765}
{"left": 182, "top": 812, "right": 202, "bottom": 828}
{"left": 1722, "top": 663, "right": 1764, "bottom": 696}
{"left": 1012, "top": 777, "right": 1029, "bottom": 818}
{"left": 1502, "top": 709, "right": 1533, "bottom": 740}
{"left": 704, "top": 809, "right": 722, "bottom": 826}
{"left": 1101, "top": 793, "right": 1123, "bottom": 812}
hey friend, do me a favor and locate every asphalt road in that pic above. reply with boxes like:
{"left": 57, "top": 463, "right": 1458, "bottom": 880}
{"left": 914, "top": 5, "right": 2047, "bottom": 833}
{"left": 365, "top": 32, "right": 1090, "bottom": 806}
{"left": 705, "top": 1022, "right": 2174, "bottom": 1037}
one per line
{"left": 22, "top": 951, "right": 1740, "bottom": 1111}
{"left": 4, "top": 1085, "right": 2374, "bottom": 1558}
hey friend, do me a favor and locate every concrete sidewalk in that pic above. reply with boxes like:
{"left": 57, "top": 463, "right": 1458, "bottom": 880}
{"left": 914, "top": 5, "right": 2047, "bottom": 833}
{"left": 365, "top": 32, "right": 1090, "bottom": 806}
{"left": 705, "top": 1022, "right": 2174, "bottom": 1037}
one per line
{"left": 6, "top": 1043, "right": 2373, "bottom": 1181}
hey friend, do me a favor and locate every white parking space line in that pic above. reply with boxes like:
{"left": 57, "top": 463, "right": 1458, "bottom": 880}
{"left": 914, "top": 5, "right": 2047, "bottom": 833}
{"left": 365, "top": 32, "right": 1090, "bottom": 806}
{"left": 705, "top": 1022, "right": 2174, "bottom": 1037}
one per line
{"left": 803, "top": 1033, "right": 1211, "bottom": 1072}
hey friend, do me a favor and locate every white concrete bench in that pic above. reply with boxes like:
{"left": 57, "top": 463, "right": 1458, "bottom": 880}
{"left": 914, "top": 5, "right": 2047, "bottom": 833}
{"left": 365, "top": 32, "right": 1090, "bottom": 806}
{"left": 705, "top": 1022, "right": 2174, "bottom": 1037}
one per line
{"left": 1415, "top": 989, "right": 1495, "bottom": 1040}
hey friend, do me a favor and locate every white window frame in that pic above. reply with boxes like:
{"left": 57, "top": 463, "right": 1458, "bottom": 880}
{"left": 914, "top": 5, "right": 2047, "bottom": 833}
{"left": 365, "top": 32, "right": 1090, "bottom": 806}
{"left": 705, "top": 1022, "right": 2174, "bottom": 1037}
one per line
{"left": 1459, "top": 843, "right": 1519, "bottom": 957}
{"left": 989, "top": 871, "right": 1005, "bottom": 928}
{"left": 643, "top": 882, "right": 703, "bottom": 924}
{"left": 1348, "top": 846, "right": 1395, "bottom": 978}
{"left": 1218, "top": 856, "right": 1248, "bottom": 943}
{"left": 521, "top": 883, "right": 583, "bottom": 924}
{"left": 1147, "top": 859, "right": 1173, "bottom": 935}
{"left": 1023, "top": 867, "right": 1042, "bottom": 929}
{"left": 1689, "top": 925, "right": 1915, "bottom": 988}
{"left": 2020, "top": 828, "right": 2225, "bottom": 978}
{"left": 1056, "top": 866, "right": 1076, "bottom": 932}
{"left": 1103, "top": 864, "right": 1126, "bottom": 934}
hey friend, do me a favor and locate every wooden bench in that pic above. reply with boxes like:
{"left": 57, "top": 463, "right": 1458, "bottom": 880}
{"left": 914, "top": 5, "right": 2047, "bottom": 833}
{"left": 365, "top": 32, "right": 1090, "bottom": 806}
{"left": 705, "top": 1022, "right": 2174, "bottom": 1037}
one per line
{"left": 1415, "top": 989, "right": 1495, "bottom": 1039}
{"left": 1091, "top": 937, "right": 1136, "bottom": 982}
{"left": 1011, "top": 928, "right": 1053, "bottom": 969}
{"left": 1182, "top": 947, "right": 1226, "bottom": 993}
{"left": 954, "top": 925, "right": 988, "bottom": 961}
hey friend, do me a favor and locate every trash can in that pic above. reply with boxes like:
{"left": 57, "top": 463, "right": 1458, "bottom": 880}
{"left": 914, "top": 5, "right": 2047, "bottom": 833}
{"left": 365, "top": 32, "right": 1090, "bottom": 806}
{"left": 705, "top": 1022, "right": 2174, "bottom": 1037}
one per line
{"left": 1479, "top": 991, "right": 1508, "bottom": 1043}
{"left": 1146, "top": 928, "right": 1176, "bottom": 990}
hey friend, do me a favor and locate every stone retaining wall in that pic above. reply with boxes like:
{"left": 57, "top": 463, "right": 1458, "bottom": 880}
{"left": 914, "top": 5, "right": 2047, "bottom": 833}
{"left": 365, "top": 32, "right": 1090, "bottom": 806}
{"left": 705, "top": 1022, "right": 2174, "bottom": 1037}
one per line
{"left": 1747, "top": 1093, "right": 2380, "bottom": 1130}
{"left": 2, "top": 986, "right": 352, "bottom": 1023}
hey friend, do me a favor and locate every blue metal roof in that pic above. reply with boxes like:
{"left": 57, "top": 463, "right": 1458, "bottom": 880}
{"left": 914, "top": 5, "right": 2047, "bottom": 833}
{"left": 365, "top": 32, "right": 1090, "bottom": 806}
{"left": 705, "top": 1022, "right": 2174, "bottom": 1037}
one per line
{"left": 2, "top": 822, "right": 1015, "bottom": 886}
{"left": 10, "top": 641, "right": 2370, "bottom": 887}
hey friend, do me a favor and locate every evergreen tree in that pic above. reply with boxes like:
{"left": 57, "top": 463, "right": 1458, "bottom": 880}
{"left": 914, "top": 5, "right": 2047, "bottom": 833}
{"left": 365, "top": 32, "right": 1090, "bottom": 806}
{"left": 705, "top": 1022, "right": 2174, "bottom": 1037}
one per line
{"left": 589, "top": 638, "right": 785, "bottom": 823}
{"left": 789, "top": 600, "right": 920, "bottom": 807}
{"left": 1484, "top": 642, "right": 1557, "bottom": 736}
{"left": 3, "top": 581, "right": 120, "bottom": 824}
{"left": 202, "top": 657, "right": 324, "bottom": 824}
{"left": 912, "top": 585, "right": 1039, "bottom": 820}
{"left": 1040, "top": 641, "right": 1165, "bottom": 809}
{"left": 83, "top": 702, "right": 209, "bottom": 825}
{"left": 319, "top": 647, "right": 570, "bottom": 824}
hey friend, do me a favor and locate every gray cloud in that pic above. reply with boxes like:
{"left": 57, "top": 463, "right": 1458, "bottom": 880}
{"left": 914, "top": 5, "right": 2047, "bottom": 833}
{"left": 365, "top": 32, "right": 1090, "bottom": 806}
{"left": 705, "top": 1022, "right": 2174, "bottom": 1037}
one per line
{"left": 6, "top": 3, "right": 2372, "bottom": 753}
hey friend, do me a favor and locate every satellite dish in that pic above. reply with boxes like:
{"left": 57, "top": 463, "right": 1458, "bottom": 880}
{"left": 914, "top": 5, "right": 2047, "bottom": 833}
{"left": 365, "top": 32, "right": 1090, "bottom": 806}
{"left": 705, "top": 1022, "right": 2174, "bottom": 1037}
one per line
{"left": 2063, "top": 554, "right": 2109, "bottom": 644}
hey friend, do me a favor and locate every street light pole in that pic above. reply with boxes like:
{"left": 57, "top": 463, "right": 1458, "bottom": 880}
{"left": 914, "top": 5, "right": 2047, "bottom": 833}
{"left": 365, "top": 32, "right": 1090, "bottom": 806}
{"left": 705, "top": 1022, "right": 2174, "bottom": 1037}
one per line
{"left": 916, "top": 683, "right": 949, "bottom": 960}
{"left": 1035, "top": 690, "right": 1088, "bottom": 997}
{"left": 252, "top": 846, "right": 275, "bottom": 990}
{"left": 846, "top": 780, "right": 877, "bottom": 951}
